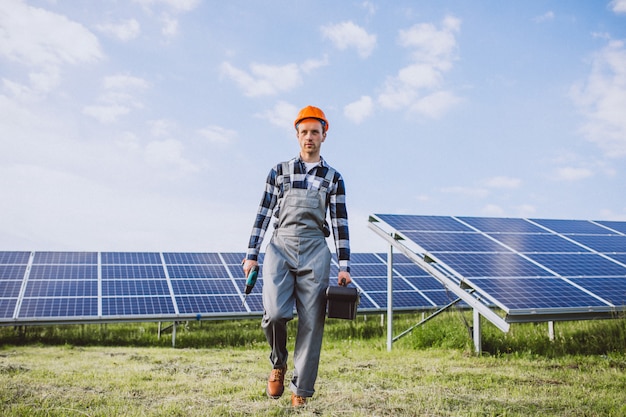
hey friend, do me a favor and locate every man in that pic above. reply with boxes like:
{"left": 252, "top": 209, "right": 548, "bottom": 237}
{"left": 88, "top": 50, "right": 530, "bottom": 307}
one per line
{"left": 242, "top": 105, "right": 351, "bottom": 408}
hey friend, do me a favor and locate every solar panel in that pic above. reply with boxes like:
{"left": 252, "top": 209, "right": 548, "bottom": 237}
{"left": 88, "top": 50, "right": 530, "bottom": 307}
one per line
{"left": 369, "top": 214, "right": 626, "bottom": 322}
{"left": 0, "top": 251, "right": 453, "bottom": 326}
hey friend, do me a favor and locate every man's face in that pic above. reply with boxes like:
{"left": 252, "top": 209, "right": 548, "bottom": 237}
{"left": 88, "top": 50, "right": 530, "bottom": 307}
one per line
{"left": 296, "top": 119, "right": 326, "bottom": 157}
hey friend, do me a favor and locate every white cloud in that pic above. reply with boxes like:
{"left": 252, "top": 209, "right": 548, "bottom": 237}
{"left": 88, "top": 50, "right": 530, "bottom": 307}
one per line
{"left": 610, "top": 0, "right": 626, "bottom": 14}
{"left": 516, "top": 204, "right": 537, "bottom": 217}
{"left": 96, "top": 19, "right": 141, "bottom": 41}
{"left": 321, "top": 21, "right": 377, "bottom": 58}
{"left": 103, "top": 74, "right": 150, "bottom": 90}
{"left": 378, "top": 15, "right": 462, "bottom": 118}
{"left": 553, "top": 167, "right": 594, "bottom": 181}
{"left": 361, "top": 1, "right": 376, "bottom": 16}
{"left": 256, "top": 101, "right": 299, "bottom": 130}
{"left": 570, "top": 40, "right": 626, "bottom": 158}
{"left": 83, "top": 104, "right": 132, "bottom": 124}
{"left": 398, "top": 15, "right": 460, "bottom": 66}
{"left": 0, "top": 0, "right": 103, "bottom": 68}
{"left": 533, "top": 11, "right": 555, "bottom": 23}
{"left": 221, "top": 60, "right": 328, "bottom": 97}
{"left": 145, "top": 139, "right": 199, "bottom": 175}
{"left": 409, "top": 90, "right": 461, "bottom": 119}
{"left": 344, "top": 96, "right": 373, "bottom": 124}
{"left": 0, "top": 0, "right": 103, "bottom": 98}
{"left": 83, "top": 74, "right": 150, "bottom": 123}
{"left": 484, "top": 176, "right": 522, "bottom": 189}
{"left": 133, "top": 0, "right": 200, "bottom": 12}
{"left": 197, "top": 125, "right": 237, "bottom": 145}
{"left": 159, "top": 13, "right": 179, "bottom": 36}
{"left": 482, "top": 204, "right": 505, "bottom": 217}
{"left": 301, "top": 55, "right": 330, "bottom": 73}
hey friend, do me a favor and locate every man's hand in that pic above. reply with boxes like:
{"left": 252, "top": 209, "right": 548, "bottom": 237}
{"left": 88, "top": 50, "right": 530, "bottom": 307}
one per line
{"left": 338, "top": 271, "right": 351, "bottom": 286}
{"left": 242, "top": 259, "right": 259, "bottom": 277}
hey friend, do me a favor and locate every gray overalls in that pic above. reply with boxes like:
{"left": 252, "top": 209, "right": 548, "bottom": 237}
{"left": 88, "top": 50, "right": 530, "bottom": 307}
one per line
{"left": 261, "top": 161, "right": 336, "bottom": 398}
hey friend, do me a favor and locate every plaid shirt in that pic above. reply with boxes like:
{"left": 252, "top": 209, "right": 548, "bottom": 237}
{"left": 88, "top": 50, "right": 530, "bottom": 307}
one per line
{"left": 247, "top": 155, "right": 350, "bottom": 272}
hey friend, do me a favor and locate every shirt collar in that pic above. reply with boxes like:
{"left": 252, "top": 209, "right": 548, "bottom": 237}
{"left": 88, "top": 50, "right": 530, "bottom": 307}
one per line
{"left": 295, "top": 155, "right": 326, "bottom": 167}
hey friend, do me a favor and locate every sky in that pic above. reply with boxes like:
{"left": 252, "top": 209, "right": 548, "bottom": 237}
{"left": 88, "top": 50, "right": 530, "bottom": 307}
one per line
{"left": 1, "top": 0, "right": 626, "bottom": 255}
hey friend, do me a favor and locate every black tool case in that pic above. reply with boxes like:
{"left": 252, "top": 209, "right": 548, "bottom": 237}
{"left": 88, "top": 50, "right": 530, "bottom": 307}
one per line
{"left": 326, "top": 286, "right": 360, "bottom": 320}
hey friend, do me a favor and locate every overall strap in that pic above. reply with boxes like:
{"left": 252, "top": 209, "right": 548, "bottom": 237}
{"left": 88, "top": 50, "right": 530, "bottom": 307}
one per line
{"left": 281, "top": 161, "right": 291, "bottom": 193}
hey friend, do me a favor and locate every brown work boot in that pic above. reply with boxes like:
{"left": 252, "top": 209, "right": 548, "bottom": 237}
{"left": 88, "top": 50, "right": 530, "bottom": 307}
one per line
{"left": 266, "top": 366, "right": 286, "bottom": 399}
{"left": 291, "top": 393, "right": 307, "bottom": 408}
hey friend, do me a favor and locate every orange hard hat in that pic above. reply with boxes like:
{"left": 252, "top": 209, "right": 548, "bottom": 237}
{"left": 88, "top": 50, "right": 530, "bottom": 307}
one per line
{"left": 294, "top": 105, "right": 329, "bottom": 132}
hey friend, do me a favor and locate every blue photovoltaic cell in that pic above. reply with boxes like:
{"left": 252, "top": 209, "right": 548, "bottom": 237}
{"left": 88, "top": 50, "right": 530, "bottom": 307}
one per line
{"left": 176, "top": 295, "right": 245, "bottom": 314}
{"left": 242, "top": 294, "right": 263, "bottom": 311}
{"left": 101, "top": 252, "right": 161, "bottom": 264}
{"left": 232, "top": 277, "right": 263, "bottom": 295}
{"left": 102, "top": 296, "right": 175, "bottom": 316}
{"left": 0, "top": 299, "right": 17, "bottom": 319}
{"left": 220, "top": 252, "right": 262, "bottom": 264}
{"left": 163, "top": 252, "right": 222, "bottom": 265}
{"left": 421, "top": 290, "right": 464, "bottom": 307}
{"left": 167, "top": 265, "right": 228, "bottom": 278}
{"left": 404, "top": 276, "right": 449, "bottom": 291}
{"left": 25, "top": 280, "right": 97, "bottom": 297}
{"left": 356, "top": 296, "right": 377, "bottom": 310}
{"left": 33, "top": 252, "right": 97, "bottom": 264}
{"left": 596, "top": 221, "right": 626, "bottom": 235}
{"left": 227, "top": 264, "right": 260, "bottom": 280}
{"left": 434, "top": 253, "right": 549, "bottom": 277}
{"left": 0, "top": 280, "right": 23, "bottom": 298}
{"left": 29, "top": 265, "right": 97, "bottom": 280}
{"left": 355, "top": 277, "right": 413, "bottom": 292}
{"left": 470, "top": 277, "right": 603, "bottom": 309}
{"left": 350, "top": 253, "right": 384, "bottom": 263}
{"left": 366, "top": 292, "right": 389, "bottom": 309}
{"left": 531, "top": 219, "right": 612, "bottom": 235}
{"left": 102, "top": 280, "right": 169, "bottom": 296}
{"left": 0, "top": 265, "right": 27, "bottom": 280}
{"left": 607, "top": 254, "right": 626, "bottom": 265}
{"left": 570, "top": 278, "right": 626, "bottom": 306}
{"left": 403, "top": 231, "right": 506, "bottom": 253}
{"left": 102, "top": 265, "right": 165, "bottom": 279}
{"left": 567, "top": 235, "right": 626, "bottom": 253}
{"left": 0, "top": 251, "right": 31, "bottom": 264}
{"left": 392, "top": 264, "right": 433, "bottom": 278}
{"left": 526, "top": 254, "right": 626, "bottom": 277}
{"left": 488, "top": 233, "right": 587, "bottom": 253}
{"left": 377, "top": 214, "right": 472, "bottom": 232}
{"left": 349, "top": 264, "right": 388, "bottom": 277}
{"left": 458, "top": 217, "right": 546, "bottom": 233}
{"left": 19, "top": 297, "right": 98, "bottom": 318}
{"left": 170, "top": 279, "right": 237, "bottom": 295}
{"left": 392, "top": 291, "right": 435, "bottom": 309}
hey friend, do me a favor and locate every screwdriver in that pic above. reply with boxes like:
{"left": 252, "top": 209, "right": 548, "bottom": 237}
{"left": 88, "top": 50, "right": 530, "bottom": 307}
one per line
{"left": 241, "top": 263, "right": 259, "bottom": 307}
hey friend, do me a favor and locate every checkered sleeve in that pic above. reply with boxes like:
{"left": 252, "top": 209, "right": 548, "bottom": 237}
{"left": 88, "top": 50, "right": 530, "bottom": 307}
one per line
{"left": 329, "top": 171, "right": 351, "bottom": 273}
{"left": 246, "top": 166, "right": 280, "bottom": 261}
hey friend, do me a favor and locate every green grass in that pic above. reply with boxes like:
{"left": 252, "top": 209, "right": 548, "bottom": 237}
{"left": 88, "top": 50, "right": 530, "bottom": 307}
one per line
{"left": 1, "top": 313, "right": 625, "bottom": 416}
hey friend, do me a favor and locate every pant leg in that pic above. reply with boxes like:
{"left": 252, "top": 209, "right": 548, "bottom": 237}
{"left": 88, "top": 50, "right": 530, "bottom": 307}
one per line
{"left": 289, "top": 237, "right": 331, "bottom": 397}
{"left": 261, "top": 236, "right": 296, "bottom": 369}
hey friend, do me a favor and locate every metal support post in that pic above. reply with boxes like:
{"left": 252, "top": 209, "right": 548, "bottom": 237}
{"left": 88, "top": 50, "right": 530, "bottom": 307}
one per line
{"left": 473, "top": 309, "right": 482, "bottom": 354}
{"left": 387, "top": 243, "right": 393, "bottom": 352}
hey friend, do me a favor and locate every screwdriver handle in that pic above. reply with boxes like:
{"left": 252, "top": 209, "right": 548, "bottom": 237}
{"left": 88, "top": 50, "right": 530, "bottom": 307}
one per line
{"left": 244, "top": 265, "right": 259, "bottom": 295}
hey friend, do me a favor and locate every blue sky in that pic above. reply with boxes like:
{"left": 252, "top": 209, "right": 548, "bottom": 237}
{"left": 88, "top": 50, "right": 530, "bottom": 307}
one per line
{"left": 1, "top": 0, "right": 625, "bottom": 254}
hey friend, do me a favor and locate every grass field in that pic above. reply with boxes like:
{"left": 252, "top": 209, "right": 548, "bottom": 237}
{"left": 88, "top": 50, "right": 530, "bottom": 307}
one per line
{"left": 1, "top": 313, "right": 626, "bottom": 416}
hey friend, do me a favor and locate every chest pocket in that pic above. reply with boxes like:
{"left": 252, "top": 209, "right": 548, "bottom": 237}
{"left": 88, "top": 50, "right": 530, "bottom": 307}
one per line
{"left": 285, "top": 196, "right": 319, "bottom": 208}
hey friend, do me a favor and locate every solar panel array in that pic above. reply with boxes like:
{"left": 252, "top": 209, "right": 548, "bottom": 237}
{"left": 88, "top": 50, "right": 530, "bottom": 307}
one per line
{"left": 0, "top": 251, "right": 456, "bottom": 326}
{"left": 371, "top": 214, "right": 626, "bottom": 322}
